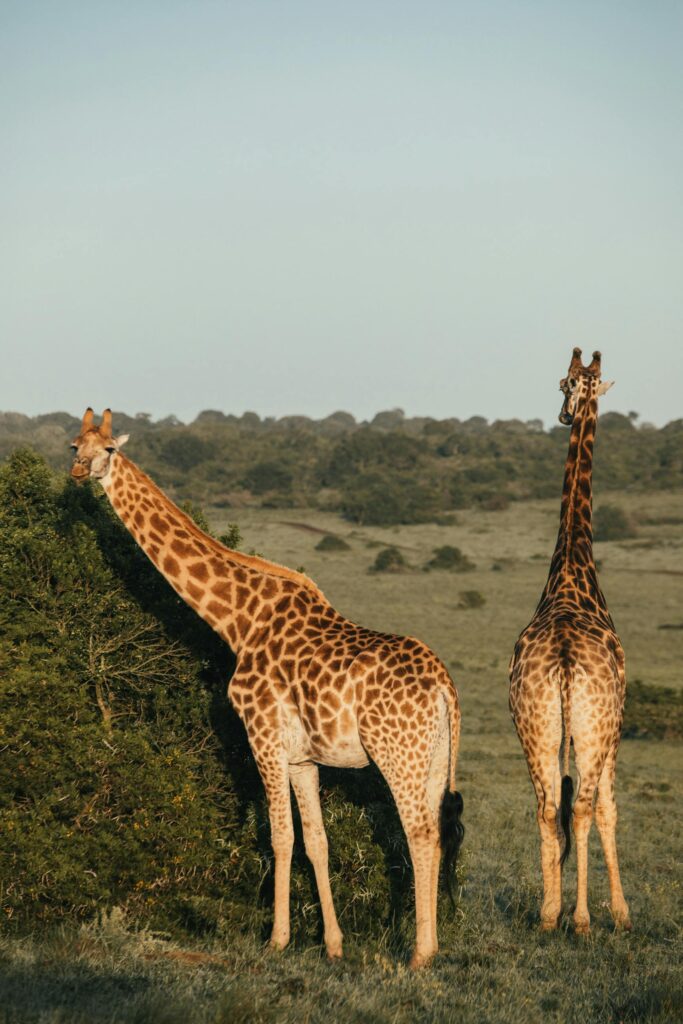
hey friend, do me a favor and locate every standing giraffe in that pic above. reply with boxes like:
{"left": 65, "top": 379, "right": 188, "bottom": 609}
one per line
{"left": 70, "top": 407, "right": 463, "bottom": 968}
{"left": 509, "top": 348, "right": 631, "bottom": 935}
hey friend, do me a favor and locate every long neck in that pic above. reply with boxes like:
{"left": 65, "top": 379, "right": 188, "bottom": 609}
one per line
{"left": 101, "top": 454, "right": 324, "bottom": 652}
{"left": 540, "top": 394, "right": 599, "bottom": 601}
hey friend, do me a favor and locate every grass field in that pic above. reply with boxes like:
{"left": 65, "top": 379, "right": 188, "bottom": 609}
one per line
{"left": 1, "top": 489, "right": 681, "bottom": 1022}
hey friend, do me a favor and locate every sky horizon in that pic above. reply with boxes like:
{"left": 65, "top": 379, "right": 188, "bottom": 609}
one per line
{"left": 2, "top": 2, "right": 681, "bottom": 429}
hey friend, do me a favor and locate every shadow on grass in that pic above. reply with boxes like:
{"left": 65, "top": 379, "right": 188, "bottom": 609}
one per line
{"left": 492, "top": 885, "right": 540, "bottom": 932}
{"left": 0, "top": 962, "right": 157, "bottom": 1024}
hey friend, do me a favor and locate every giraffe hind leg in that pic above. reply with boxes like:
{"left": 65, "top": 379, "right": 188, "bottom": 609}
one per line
{"left": 531, "top": 767, "right": 563, "bottom": 931}
{"left": 289, "top": 761, "right": 344, "bottom": 959}
{"left": 366, "top": 746, "right": 442, "bottom": 968}
{"left": 595, "top": 745, "right": 631, "bottom": 930}
{"left": 570, "top": 743, "right": 605, "bottom": 935}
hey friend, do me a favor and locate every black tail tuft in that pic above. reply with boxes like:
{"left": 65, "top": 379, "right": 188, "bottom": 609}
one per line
{"left": 440, "top": 790, "right": 465, "bottom": 909}
{"left": 559, "top": 775, "right": 574, "bottom": 866}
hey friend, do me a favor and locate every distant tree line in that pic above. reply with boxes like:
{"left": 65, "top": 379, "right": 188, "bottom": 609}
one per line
{"left": 0, "top": 406, "right": 680, "bottom": 525}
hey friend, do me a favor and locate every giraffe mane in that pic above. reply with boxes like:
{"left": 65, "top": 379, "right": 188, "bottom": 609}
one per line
{"left": 118, "top": 455, "right": 326, "bottom": 599}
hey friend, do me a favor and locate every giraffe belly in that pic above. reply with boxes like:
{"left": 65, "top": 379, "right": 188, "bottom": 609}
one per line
{"left": 314, "top": 737, "right": 370, "bottom": 770}
{"left": 306, "top": 706, "right": 370, "bottom": 768}
{"left": 283, "top": 708, "right": 369, "bottom": 768}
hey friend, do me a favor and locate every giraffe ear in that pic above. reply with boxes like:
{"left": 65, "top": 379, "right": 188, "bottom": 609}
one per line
{"left": 597, "top": 380, "right": 614, "bottom": 396}
{"left": 117, "top": 434, "right": 130, "bottom": 447}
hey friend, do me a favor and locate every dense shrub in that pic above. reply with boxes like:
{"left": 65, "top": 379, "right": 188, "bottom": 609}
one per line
{"left": 622, "top": 680, "right": 683, "bottom": 740}
{"left": 315, "top": 534, "right": 350, "bottom": 552}
{"left": 423, "top": 545, "right": 475, "bottom": 572}
{"left": 159, "top": 433, "right": 217, "bottom": 472}
{"left": 369, "top": 547, "right": 407, "bottom": 573}
{"left": 594, "top": 504, "right": 637, "bottom": 541}
{"left": 341, "top": 473, "right": 441, "bottom": 526}
{"left": 0, "top": 450, "right": 252, "bottom": 931}
{"left": 459, "top": 590, "right": 486, "bottom": 609}
{"left": 0, "top": 451, "right": 407, "bottom": 941}
{"left": 241, "top": 461, "right": 293, "bottom": 496}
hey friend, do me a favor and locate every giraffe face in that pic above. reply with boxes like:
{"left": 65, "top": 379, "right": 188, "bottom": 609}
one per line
{"left": 558, "top": 348, "right": 612, "bottom": 425}
{"left": 70, "top": 408, "right": 129, "bottom": 483}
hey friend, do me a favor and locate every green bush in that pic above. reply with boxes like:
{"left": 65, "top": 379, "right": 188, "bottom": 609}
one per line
{"left": 423, "top": 545, "right": 475, "bottom": 572}
{"left": 241, "top": 461, "right": 293, "bottom": 496}
{"left": 594, "top": 504, "right": 637, "bottom": 541}
{"left": 341, "top": 473, "right": 441, "bottom": 526}
{"left": 314, "top": 534, "right": 350, "bottom": 552}
{"left": 159, "top": 433, "right": 217, "bottom": 472}
{"left": 0, "top": 450, "right": 254, "bottom": 931}
{"left": 622, "top": 680, "right": 683, "bottom": 740}
{"left": 459, "top": 590, "right": 486, "bottom": 609}
{"left": 369, "top": 547, "right": 407, "bottom": 573}
{"left": 0, "top": 450, "right": 408, "bottom": 942}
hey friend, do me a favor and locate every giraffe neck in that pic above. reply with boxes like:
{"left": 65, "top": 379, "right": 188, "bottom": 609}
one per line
{"left": 540, "top": 393, "right": 601, "bottom": 602}
{"left": 101, "top": 454, "right": 324, "bottom": 652}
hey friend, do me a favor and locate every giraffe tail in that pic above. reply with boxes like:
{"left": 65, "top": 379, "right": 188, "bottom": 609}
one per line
{"left": 558, "top": 664, "right": 574, "bottom": 866}
{"left": 439, "top": 678, "right": 464, "bottom": 908}
{"left": 559, "top": 776, "right": 574, "bottom": 866}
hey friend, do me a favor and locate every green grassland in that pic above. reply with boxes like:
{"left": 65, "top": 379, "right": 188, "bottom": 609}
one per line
{"left": 1, "top": 486, "right": 681, "bottom": 1022}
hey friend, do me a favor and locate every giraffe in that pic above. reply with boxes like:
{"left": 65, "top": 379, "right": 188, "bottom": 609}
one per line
{"left": 508, "top": 348, "right": 631, "bottom": 936}
{"left": 70, "top": 407, "right": 464, "bottom": 968}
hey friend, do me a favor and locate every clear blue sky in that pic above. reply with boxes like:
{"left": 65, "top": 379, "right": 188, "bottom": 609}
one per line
{"left": 1, "top": 1, "right": 681, "bottom": 427}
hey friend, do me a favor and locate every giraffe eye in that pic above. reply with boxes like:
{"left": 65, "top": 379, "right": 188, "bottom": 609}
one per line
{"left": 70, "top": 444, "right": 78, "bottom": 452}
{"left": 105, "top": 446, "right": 116, "bottom": 454}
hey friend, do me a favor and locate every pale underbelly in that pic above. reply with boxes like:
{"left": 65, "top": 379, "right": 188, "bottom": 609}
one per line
{"left": 283, "top": 709, "right": 370, "bottom": 769}
{"left": 314, "top": 742, "right": 370, "bottom": 769}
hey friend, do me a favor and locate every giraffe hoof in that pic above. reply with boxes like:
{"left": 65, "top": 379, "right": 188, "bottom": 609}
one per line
{"left": 326, "top": 948, "right": 343, "bottom": 962}
{"left": 539, "top": 920, "right": 558, "bottom": 933}
{"left": 574, "top": 922, "right": 591, "bottom": 937}
{"left": 268, "top": 937, "right": 289, "bottom": 953}
{"left": 409, "top": 952, "right": 433, "bottom": 970}
{"left": 615, "top": 916, "right": 633, "bottom": 932}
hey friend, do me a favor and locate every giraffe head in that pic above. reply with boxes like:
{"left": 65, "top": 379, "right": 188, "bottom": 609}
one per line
{"left": 70, "top": 408, "right": 129, "bottom": 482}
{"left": 558, "top": 348, "right": 614, "bottom": 426}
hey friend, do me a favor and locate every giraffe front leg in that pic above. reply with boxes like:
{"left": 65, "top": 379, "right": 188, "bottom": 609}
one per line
{"left": 289, "top": 762, "right": 343, "bottom": 960}
{"left": 258, "top": 756, "right": 294, "bottom": 952}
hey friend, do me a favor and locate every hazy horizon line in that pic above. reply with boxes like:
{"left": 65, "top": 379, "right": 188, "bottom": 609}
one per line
{"left": 1, "top": 404, "right": 676, "bottom": 431}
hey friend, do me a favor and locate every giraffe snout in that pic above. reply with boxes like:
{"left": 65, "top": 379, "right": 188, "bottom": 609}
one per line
{"left": 70, "top": 461, "right": 90, "bottom": 483}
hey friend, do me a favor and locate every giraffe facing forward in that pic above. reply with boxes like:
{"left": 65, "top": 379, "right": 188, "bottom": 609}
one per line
{"left": 70, "top": 408, "right": 464, "bottom": 968}
{"left": 509, "top": 349, "right": 631, "bottom": 935}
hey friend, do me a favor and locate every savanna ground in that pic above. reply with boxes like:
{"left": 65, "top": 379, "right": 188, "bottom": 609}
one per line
{"left": 2, "top": 489, "right": 681, "bottom": 1023}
